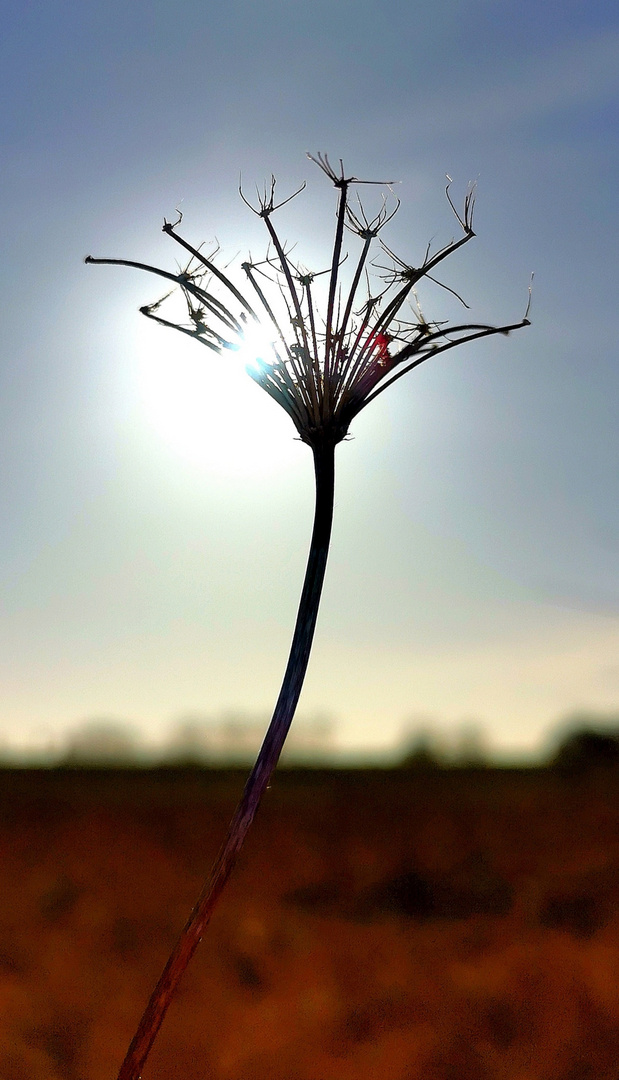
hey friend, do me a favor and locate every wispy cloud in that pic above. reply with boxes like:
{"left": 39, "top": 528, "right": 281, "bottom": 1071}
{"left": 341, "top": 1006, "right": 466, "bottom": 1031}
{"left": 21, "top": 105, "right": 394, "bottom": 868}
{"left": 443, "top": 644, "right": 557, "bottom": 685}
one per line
{"left": 532, "top": 578, "right": 619, "bottom": 618}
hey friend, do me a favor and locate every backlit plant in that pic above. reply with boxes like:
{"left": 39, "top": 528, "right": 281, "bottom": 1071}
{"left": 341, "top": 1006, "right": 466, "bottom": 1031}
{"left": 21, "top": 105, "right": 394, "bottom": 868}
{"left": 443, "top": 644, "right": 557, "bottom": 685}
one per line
{"left": 87, "top": 153, "right": 530, "bottom": 1079}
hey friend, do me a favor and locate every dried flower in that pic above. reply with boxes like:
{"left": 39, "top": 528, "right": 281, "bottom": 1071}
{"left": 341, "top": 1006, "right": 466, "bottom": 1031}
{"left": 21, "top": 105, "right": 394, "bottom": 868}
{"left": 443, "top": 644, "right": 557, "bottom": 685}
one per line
{"left": 87, "top": 153, "right": 529, "bottom": 451}
{"left": 86, "top": 154, "right": 529, "bottom": 1080}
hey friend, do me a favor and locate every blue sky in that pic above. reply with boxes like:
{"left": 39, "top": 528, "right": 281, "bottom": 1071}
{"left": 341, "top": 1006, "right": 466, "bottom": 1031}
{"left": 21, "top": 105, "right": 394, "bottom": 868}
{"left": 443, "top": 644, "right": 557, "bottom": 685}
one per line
{"left": 1, "top": 0, "right": 617, "bottom": 760}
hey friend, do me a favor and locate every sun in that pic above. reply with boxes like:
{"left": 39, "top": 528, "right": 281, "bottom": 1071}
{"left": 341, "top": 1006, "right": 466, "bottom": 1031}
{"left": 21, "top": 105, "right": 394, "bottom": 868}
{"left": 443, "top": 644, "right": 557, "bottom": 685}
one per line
{"left": 135, "top": 325, "right": 296, "bottom": 475}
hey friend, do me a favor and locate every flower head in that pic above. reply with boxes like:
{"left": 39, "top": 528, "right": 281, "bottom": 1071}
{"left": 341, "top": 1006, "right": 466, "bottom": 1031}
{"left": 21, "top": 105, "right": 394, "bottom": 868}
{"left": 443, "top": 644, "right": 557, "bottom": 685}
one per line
{"left": 86, "top": 154, "right": 530, "bottom": 451}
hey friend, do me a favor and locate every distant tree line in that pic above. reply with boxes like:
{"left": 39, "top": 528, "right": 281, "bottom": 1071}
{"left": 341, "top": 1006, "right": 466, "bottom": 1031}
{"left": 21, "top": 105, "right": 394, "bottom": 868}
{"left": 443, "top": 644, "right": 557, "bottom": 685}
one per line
{"left": 55, "top": 712, "right": 335, "bottom": 768}
{"left": 398, "top": 711, "right": 619, "bottom": 772}
{"left": 2, "top": 710, "right": 618, "bottom": 769}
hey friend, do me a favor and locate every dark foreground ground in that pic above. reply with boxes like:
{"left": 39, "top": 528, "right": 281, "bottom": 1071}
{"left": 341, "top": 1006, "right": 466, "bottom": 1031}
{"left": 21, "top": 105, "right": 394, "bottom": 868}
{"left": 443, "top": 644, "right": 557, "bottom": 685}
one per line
{"left": 1, "top": 765, "right": 619, "bottom": 1080}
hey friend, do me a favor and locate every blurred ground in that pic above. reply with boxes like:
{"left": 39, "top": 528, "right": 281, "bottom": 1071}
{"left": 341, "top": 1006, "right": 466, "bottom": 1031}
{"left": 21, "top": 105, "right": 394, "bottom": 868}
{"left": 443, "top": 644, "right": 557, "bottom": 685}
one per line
{"left": 1, "top": 766, "right": 619, "bottom": 1079}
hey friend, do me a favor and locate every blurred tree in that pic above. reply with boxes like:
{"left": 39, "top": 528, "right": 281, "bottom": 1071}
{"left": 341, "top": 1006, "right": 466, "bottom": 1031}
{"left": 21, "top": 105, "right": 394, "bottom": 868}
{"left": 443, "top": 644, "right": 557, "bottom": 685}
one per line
{"left": 62, "top": 719, "right": 142, "bottom": 767}
{"left": 549, "top": 712, "right": 619, "bottom": 772}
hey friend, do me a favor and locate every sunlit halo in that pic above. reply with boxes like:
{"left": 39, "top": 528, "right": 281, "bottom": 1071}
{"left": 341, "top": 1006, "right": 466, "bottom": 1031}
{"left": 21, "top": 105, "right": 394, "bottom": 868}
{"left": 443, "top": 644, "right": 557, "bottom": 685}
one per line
{"left": 135, "top": 326, "right": 294, "bottom": 475}
{"left": 236, "top": 318, "right": 279, "bottom": 376}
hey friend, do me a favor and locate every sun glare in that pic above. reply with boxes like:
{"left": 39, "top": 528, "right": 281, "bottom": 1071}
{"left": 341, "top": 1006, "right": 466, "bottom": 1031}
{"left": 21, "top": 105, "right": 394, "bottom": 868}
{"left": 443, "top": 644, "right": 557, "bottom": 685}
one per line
{"left": 235, "top": 318, "right": 279, "bottom": 376}
{"left": 136, "top": 327, "right": 295, "bottom": 475}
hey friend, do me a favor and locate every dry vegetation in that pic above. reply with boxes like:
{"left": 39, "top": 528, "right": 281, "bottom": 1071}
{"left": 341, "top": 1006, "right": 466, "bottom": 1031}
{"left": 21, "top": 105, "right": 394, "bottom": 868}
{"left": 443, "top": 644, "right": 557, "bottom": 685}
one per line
{"left": 1, "top": 766, "right": 619, "bottom": 1079}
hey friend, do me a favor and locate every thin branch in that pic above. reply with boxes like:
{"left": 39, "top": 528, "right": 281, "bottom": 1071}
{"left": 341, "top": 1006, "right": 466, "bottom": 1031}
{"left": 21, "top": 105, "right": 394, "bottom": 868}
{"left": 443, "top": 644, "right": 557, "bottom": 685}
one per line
{"left": 162, "top": 223, "right": 258, "bottom": 319}
{"left": 361, "top": 317, "right": 531, "bottom": 407}
{"left": 85, "top": 256, "right": 242, "bottom": 334}
{"left": 139, "top": 306, "right": 224, "bottom": 351}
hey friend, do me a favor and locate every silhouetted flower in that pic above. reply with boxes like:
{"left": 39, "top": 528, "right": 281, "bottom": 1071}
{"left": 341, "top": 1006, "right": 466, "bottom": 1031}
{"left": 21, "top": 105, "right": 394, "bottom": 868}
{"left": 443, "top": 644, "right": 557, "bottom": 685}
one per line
{"left": 87, "top": 153, "right": 529, "bottom": 452}
{"left": 86, "top": 154, "right": 530, "bottom": 1080}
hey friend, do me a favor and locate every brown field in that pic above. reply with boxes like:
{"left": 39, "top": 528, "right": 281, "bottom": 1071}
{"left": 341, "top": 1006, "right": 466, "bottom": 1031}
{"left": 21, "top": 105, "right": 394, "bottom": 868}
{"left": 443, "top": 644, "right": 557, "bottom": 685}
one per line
{"left": 1, "top": 765, "right": 619, "bottom": 1079}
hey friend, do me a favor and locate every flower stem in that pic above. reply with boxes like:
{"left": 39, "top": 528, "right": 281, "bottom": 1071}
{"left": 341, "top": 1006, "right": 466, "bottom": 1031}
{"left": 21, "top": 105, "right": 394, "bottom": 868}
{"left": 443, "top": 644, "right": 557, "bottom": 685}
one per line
{"left": 117, "top": 436, "right": 336, "bottom": 1080}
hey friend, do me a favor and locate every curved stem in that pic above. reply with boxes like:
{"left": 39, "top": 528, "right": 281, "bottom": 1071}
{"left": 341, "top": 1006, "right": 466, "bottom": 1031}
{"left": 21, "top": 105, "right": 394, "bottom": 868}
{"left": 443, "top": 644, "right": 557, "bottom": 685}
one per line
{"left": 117, "top": 437, "right": 336, "bottom": 1080}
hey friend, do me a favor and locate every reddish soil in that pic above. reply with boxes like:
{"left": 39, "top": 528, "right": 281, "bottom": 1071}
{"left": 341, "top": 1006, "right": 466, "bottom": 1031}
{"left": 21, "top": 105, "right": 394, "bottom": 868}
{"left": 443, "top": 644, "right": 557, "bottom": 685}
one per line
{"left": 1, "top": 766, "right": 619, "bottom": 1079}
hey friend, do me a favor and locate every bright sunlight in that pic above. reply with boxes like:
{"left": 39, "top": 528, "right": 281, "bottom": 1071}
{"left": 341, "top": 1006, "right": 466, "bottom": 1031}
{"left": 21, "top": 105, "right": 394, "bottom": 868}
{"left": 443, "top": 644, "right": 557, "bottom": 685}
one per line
{"left": 136, "top": 324, "right": 295, "bottom": 475}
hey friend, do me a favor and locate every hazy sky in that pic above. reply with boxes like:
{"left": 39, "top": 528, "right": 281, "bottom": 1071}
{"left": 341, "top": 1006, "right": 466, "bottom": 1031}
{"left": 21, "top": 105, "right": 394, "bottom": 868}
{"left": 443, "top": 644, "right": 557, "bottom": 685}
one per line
{"left": 1, "top": 0, "right": 618, "bottom": 760}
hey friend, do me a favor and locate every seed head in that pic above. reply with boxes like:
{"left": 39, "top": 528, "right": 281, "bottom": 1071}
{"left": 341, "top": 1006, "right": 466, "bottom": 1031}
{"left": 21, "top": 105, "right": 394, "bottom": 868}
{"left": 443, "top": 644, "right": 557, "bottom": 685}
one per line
{"left": 86, "top": 155, "right": 530, "bottom": 451}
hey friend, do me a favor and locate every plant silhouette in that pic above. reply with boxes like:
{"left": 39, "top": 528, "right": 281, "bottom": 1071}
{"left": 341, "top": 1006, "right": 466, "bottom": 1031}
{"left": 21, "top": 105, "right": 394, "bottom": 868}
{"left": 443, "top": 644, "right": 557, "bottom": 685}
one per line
{"left": 87, "top": 152, "right": 530, "bottom": 1079}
